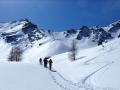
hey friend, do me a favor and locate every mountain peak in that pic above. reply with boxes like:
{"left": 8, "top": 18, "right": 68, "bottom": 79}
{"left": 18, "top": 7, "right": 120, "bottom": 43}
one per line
{"left": 0, "top": 19, "right": 120, "bottom": 48}
{"left": 0, "top": 19, "right": 44, "bottom": 46}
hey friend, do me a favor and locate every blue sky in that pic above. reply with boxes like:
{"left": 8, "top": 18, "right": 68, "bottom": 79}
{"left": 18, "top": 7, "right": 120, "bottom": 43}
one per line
{"left": 0, "top": 0, "right": 120, "bottom": 31}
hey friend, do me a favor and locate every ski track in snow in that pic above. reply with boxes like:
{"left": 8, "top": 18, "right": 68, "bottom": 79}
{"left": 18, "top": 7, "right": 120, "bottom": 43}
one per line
{"left": 48, "top": 62, "right": 119, "bottom": 90}
{"left": 49, "top": 70, "right": 82, "bottom": 90}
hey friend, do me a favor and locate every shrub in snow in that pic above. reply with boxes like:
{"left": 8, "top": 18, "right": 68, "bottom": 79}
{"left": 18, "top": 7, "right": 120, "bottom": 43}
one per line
{"left": 8, "top": 47, "right": 22, "bottom": 62}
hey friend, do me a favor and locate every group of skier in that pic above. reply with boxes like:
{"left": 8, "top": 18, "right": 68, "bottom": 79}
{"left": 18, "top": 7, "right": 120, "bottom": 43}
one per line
{"left": 39, "top": 57, "right": 53, "bottom": 70}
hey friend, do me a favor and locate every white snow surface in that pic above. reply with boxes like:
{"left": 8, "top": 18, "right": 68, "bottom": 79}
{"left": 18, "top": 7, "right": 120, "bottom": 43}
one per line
{"left": 0, "top": 21, "right": 26, "bottom": 33}
{"left": 0, "top": 40, "right": 11, "bottom": 61}
{"left": 0, "top": 31, "right": 120, "bottom": 90}
{"left": 0, "top": 62, "right": 62, "bottom": 90}
{"left": 1, "top": 20, "right": 120, "bottom": 90}
{"left": 51, "top": 38, "right": 120, "bottom": 90}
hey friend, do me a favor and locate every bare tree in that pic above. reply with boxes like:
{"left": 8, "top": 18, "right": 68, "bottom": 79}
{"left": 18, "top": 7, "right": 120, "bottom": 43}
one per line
{"left": 8, "top": 47, "right": 22, "bottom": 62}
{"left": 69, "top": 39, "right": 77, "bottom": 61}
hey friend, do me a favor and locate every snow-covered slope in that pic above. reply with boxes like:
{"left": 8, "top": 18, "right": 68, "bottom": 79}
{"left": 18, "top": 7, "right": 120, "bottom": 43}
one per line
{"left": 0, "top": 62, "right": 62, "bottom": 90}
{"left": 51, "top": 38, "right": 120, "bottom": 90}
{"left": 1, "top": 38, "right": 120, "bottom": 90}
{"left": 0, "top": 19, "right": 120, "bottom": 90}
{"left": 0, "top": 40, "right": 11, "bottom": 61}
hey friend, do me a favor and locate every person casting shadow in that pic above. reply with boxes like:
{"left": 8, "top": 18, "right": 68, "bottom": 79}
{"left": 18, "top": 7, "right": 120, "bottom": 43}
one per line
{"left": 48, "top": 59, "right": 53, "bottom": 70}
{"left": 44, "top": 57, "right": 48, "bottom": 68}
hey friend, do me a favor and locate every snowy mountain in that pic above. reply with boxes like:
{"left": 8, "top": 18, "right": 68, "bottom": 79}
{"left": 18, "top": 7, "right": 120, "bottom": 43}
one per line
{"left": 0, "top": 19, "right": 120, "bottom": 48}
{"left": 0, "top": 19, "right": 44, "bottom": 48}
{"left": 0, "top": 19, "right": 120, "bottom": 90}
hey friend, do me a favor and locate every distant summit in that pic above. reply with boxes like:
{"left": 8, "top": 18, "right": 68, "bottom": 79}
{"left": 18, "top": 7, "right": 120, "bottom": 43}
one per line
{"left": 0, "top": 19, "right": 120, "bottom": 48}
{"left": 0, "top": 19, "right": 44, "bottom": 48}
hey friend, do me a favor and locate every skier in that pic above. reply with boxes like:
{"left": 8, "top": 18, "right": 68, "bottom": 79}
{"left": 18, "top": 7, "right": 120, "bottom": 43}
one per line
{"left": 39, "top": 58, "right": 42, "bottom": 65}
{"left": 48, "top": 59, "right": 53, "bottom": 70}
{"left": 43, "top": 57, "right": 48, "bottom": 68}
